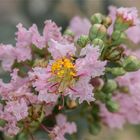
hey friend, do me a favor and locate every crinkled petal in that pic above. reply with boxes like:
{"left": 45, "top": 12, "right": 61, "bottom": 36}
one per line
{"left": 48, "top": 39, "right": 76, "bottom": 59}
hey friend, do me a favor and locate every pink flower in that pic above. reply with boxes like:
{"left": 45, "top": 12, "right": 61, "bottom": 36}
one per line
{"left": 76, "top": 45, "right": 106, "bottom": 77}
{"left": 48, "top": 39, "right": 76, "bottom": 59}
{"left": 108, "top": 6, "right": 140, "bottom": 44}
{"left": 10, "top": 69, "right": 29, "bottom": 87}
{"left": 4, "top": 122, "right": 20, "bottom": 136}
{"left": 5, "top": 98, "right": 28, "bottom": 121}
{"left": 29, "top": 67, "right": 59, "bottom": 104}
{"left": 43, "top": 20, "right": 62, "bottom": 42}
{"left": 28, "top": 67, "right": 52, "bottom": 91}
{"left": 66, "top": 45, "right": 106, "bottom": 103}
{"left": 15, "top": 46, "right": 32, "bottom": 62}
{"left": 117, "top": 7, "right": 139, "bottom": 25}
{"left": 50, "top": 114, "right": 77, "bottom": 140}
{"left": 69, "top": 16, "right": 91, "bottom": 38}
{"left": 15, "top": 23, "right": 35, "bottom": 61}
{"left": 31, "top": 24, "right": 46, "bottom": 49}
{"left": 0, "top": 69, "right": 32, "bottom": 104}
{"left": 16, "top": 23, "right": 32, "bottom": 47}
{"left": 0, "top": 44, "right": 16, "bottom": 71}
{"left": 66, "top": 77, "right": 94, "bottom": 104}
{"left": 29, "top": 43, "right": 106, "bottom": 104}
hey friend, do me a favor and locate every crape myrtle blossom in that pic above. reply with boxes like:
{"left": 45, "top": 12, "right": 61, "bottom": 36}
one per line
{"left": 0, "top": 69, "right": 31, "bottom": 135}
{"left": 50, "top": 114, "right": 77, "bottom": 140}
{"left": 5, "top": 98, "right": 28, "bottom": 121}
{"left": 0, "top": 104, "right": 20, "bottom": 135}
{"left": 31, "top": 20, "right": 63, "bottom": 49}
{"left": 0, "top": 68, "right": 55, "bottom": 136}
{"left": 66, "top": 45, "right": 106, "bottom": 103}
{"left": 0, "top": 69, "right": 28, "bottom": 98}
{"left": 108, "top": 6, "right": 140, "bottom": 44}
{"left": 0, "top": 20, "right": 62, "bottom": 71}
{"left": 29, "top": 39, "right": 106, "bottom": 104}
{"left": 15, "top": 20, "right": 62, "bottom": 62}
{"left": 117, "top": 7, "right": 139, "bottom": 25}
{"left": 0, "top": 20, "right": 69, "bottom": 137}
{"left": 0, "top": 18, "right": 105, "bottom": 137}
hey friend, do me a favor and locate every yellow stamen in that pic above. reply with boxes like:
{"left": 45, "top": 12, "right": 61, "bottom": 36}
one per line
{"left": 51, "top": 57, "right": 76, "bottom": 78}
{"left": 50, "top": 57, "right": 77, "bottom": 93}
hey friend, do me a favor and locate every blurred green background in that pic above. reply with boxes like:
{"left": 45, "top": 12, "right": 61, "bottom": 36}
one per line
{"left": 0, "top": 0, "right": 140, "bottom": 140}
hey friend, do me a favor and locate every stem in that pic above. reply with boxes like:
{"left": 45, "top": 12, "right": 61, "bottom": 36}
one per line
{"left": 29, "top": 133, "right": 36, "bottom": 140}
{"left": 40, "top": 124, "right": 50, "bottom": 133}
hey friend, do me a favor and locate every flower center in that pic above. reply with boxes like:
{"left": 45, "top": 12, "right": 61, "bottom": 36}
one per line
{"left": 51, "top": 57, "right": 76, "bottom": 78}
{"left": 50, "top": 57, "right": 77, "bottom": 93}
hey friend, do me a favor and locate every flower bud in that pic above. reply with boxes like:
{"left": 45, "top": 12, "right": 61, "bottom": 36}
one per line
{"left": 90, "top": 77, "right": 104, "bottom": 90}
{"left": 116, "top": 7, "right": 138, "bottom": 29}
{"left": 77, "top": 35, "right": 89, "bottom": 48}
{"left": 106, "top": 67, "right": 126, "bottom": 76}
{"left": 103, "top": 16, "right": 112, "bottom": 27}
{"left": 123, "top": 56, "right": 140, "bottom": 72}
{"left": 104, "top": 46, "right": 124, "bottom": 61}
{"left": 119, "top": 86, "right": 129, "bottom": 93}
{"left": 91, "top": 104, "right": 100, "bottom": 115}
{"left": 95, "top": 91, "right": 107, "bottom": 103}
{"left": 89, "top": 24, "right": 107, "bottom": 41}
{"left": 112, "top": 31, "right": 127, "bottom": 45}
{"left": 28, "top": 105, "right": 45, "bottom": 131}
{"left": 114, "top": 18, "right": 129, "bottom": 31}
{"left": 114, "top": 7, "right": 139, "bottom": 31}
{"left": 0, "top": 119, "right": 6, "bottom": 127}
{"left": 34, "top": 59, "right": 48, "bottom": 67}
{"left": 103, "top": 79, "right": 117, "bottom": 93}
{"left": 89, "top": 123, "right": 101, "bottom": 135}
{"left": 92, "top": 38, "right": 104, "bottom": 49}
{"left": 90, "top": 13, "right": 103, "bottom": 24}
{"left": 66, "top": 99, "right": 77, "bottom": 109}
{"left": 64, "top": 29, "right": 74, "bottom": 37}
{"left": 106, "top": 100, "right": 119, "bottom": 112}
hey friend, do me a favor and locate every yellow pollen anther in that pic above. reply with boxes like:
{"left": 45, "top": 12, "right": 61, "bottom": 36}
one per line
{"left": 51, "top": 57, "right": 76, "bottom": 78}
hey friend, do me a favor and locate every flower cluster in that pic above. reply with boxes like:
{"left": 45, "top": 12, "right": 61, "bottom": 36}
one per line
{"left": 0, "top": 6, "right": 140, "bottom": 140}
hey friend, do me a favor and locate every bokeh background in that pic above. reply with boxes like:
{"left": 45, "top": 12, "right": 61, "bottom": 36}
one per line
{"left": 0, "top": 0, "right": 140, "bottom": 140}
